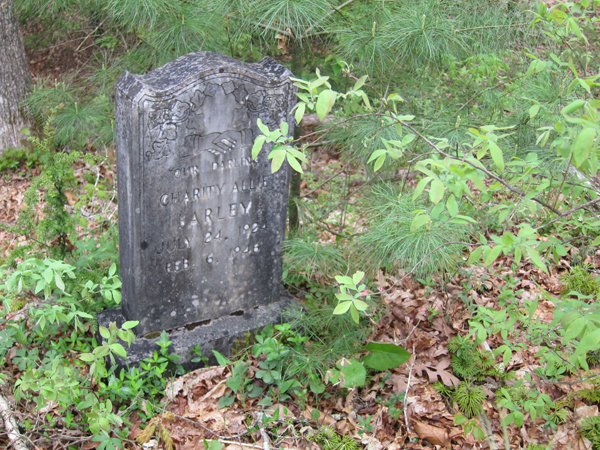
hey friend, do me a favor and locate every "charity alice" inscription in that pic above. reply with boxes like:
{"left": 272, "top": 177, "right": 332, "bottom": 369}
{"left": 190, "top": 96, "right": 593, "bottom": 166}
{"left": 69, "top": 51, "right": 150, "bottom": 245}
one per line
{"left": 159, "top": 176, "right": 269, "bottom": 206}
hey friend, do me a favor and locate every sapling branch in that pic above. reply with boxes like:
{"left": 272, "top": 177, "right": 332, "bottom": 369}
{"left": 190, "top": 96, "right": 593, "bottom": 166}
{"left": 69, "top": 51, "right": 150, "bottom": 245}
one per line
{"left": 395, "top": 118, "right": 562, "bottom": 215}
{"left": 553, "top": 153, "right": 574, "bottom": 211}
{"left": 534, "top": 197, "right": 600, "bottom": 231}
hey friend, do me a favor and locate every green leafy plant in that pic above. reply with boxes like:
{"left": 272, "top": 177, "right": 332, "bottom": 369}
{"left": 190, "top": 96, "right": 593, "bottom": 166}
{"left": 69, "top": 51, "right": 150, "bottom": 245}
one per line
{"left": 453, "top": 414, "right": 485, "bottom": 441}
{"left": 333, "top": 271, "right": 371, "bottom": 323}
{"left": 582, "top": 416, "right": 600, "bottom": 449}
{"left": 252, "top": 119, "right": 307, "bottom": 173}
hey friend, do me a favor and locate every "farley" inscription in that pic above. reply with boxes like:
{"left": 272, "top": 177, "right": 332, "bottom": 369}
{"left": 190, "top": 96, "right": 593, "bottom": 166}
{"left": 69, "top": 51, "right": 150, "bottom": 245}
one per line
{"left": 178, "top": 201, "right": 252, "bottom": 227}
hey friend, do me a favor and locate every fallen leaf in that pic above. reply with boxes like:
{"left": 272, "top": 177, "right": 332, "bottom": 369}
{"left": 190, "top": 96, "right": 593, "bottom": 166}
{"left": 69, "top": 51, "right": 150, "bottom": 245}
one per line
{"left": 413, "top": 421, "right": 449, "bottom": 446}
{"left": 165, "top": 366, "right": 226, "bottom": 401}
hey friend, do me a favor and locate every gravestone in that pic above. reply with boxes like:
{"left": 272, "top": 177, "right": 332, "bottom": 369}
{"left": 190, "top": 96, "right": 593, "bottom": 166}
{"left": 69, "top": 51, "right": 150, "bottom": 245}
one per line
{"left": 98, "top": 52, "right": 295, "bottom": 367}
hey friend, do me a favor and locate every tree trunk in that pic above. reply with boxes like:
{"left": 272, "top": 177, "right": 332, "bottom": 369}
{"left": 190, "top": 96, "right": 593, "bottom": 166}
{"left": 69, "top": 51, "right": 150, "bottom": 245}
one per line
{"left": 0, "top": 0, "right": 32, "bottom": 152}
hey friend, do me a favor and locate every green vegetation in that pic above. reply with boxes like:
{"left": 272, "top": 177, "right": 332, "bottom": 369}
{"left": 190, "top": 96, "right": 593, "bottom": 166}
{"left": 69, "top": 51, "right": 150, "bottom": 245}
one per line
{"left": 1, "top": 0, "right": 600, "bottom": 448}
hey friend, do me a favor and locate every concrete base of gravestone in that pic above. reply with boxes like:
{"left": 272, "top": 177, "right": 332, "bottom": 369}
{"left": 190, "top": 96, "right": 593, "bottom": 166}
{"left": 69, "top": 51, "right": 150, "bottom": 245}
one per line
{"left": 96, "top": 293, "right": 294, "bottom": 371}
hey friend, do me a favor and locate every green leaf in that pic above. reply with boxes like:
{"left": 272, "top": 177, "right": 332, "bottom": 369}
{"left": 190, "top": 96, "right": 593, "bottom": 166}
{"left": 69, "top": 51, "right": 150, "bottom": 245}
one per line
{"left": 310, "top": 378, "right": 326, "bottom": 394}
{"left": 529, "top": 104, "right": 540, "bottom": 120}
{"left": 467, "top": 246, "right": 484, "bottom": 264}
{"left": 213, "top": 350, "right": 232, "bottom": 366}
{"left": 43, "top": 268, "right": 53, "bottom": 284}
{"left": 203, "top": 440, "right": 224, "bottom": 450}
{"left": 363, "top": 343, "right": 411, "bottom": 370}
{"left": 446, "top": 195, "right": 458, "bottom": 217}
{"left": 270, "top": 150, "right": 286, "bottom": 173}
{"left": 513, "top": 411, "right": 524, "bottom": 427}
{"left": 350, "top": 305, "right": 359, "bottom": 323}
{"left": 353, "top": 271, "right": 364, "bottom": 285}
{"left": 316, "top": 89, "right": 336, "bottom": 121}
{"left": 252, "top": 135, "right": 266, "bottom": 160}
{"left": 571, "top": 128, "right": 597, "bottom": 169}
{"left": 514, "top": 246, "right": 522, "bottom": 265}
{"left": 295, "top": 102, "right": 306, "bottom": 124}
{"left": 121, "top": 321, "right": 139, "bottom": 330}
{"left": 256, "top": 118, "right": 269, "bottom": 135}
{"left": 563, "top": 317, "right": 586, "bottom": 342}
{"left": 110, "top": 343, "right": 127, "bottom": 359}
{"left": 54, "top": 271, "right": 65, "bottom": 291}
{"left": 429, "top": 179, "right": 445, "bottom": 204}
{"left": 333, "top": 301, "right": 352, "bottom": 315}
{"left": 410, "top": 214, "right": 429, "bottom": 232}
{"left": 257, "top": 396, "right": 273, "bottom": 407}
{"left": 488, "top": 141, "right": 504, "bottom": 172}
{"left": 413, "top": 177, "right": 432, "bottom": 200}
{"left": 501, "top": 412, "right": 514, "bottom": 427}
{"left": 80, "top": 353, "right": 96, "bottom": 362}
{"left": 561, "top": 99, "right": 586, "bottom": 115}
{"left": 280, "top": 121, "right": 289, "bottom": 136}
{"left": 218, "top": 395, "right": 234, "bottom": 409}
{"left": 374, "top": 154, "right": 386, "bottom": 172}
{"left": 99, "top": 327, "right": 110, "bottom": 340}
{"left": 575, "top": 328, "right": 600, "bottom": 356}
{"left": 339, "top": 359, "right": 366, "bottom": 387}
{"left": 394, "top": 123, "right": 403, "bottom": 139}
{"left": 484, "top": 245, "right": 503, "bottom": 267}
{"left": 353, "top": 75, "right": 368, "bottom": 91}
{"left": 526, "top": 247, "right": 547, "bottom": 273}
{"left": 335, "top": 275, "right": 354, "bottom": 285}
{"left": 286, "top": 153, "right": 303, "bottom": 173}
{"left": 353, "top": 300, "right": 369, "bottom": 311}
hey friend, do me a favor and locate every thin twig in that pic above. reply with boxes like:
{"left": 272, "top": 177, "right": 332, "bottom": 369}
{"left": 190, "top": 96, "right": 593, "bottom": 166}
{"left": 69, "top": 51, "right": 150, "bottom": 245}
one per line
{"left": 256, "top": 412, "right": 270, "bottom": 450}
{"left": 454, "top": 23, "right": 528, "bottom": 32}
{"left": 75, "top": 21, "right": 105, "bottom": 52}
{"left": 304, "top": 0, "right": 356, "bottom": 36}
{"left": 301, "top": 169, "right": 346, "bottom": 198}
{"left": 404, "top": 345, "right": 416, "bottom": 435}
{"left": 219, "top": 440, "right": 264, "bottom": 449}
{"left": 534, "top": 197, "right": 600, "bottom": 230}
{"left": 396, "top": 118, "right": 561, "bottom": 214}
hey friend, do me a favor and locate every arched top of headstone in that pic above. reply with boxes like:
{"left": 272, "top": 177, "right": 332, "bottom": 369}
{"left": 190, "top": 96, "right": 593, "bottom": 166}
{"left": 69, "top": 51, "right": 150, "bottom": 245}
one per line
{"left": 116, "top": 52, "right": 293, "bottom": 100}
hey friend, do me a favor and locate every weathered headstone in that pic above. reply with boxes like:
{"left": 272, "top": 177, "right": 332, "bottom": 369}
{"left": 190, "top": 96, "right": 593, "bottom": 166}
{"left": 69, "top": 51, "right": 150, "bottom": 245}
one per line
{"left": 98, "top": 52, "right": 295, "bottom": 367}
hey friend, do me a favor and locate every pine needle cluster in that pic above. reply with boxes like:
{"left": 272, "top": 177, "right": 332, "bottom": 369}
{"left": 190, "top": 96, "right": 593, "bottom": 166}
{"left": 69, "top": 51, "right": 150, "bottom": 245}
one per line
{"left": 447, "top": 335, "right": 498, "bottom": 381}
{"left": 560, "top": 264, "right": 600, "bottom": 298}
{"left": 312, "top": 426, "right": 359, "bottom": 450}
{"left": 355, "top": 184, "right": 469, "bottom": 277}
{"left": 284, "top": 237, "right": 347, "bottom": 279}
{"left": 453, "top": 381, "right": 485, "bottom": 418}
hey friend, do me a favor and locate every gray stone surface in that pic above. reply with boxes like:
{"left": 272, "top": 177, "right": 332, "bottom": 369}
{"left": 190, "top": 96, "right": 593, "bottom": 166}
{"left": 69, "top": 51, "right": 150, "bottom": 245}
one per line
{"left": 115, "top": 52, "right": 296, "bottom": 337}
{"left": 97, "top": 293, "right": 293, "bottom": 371}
